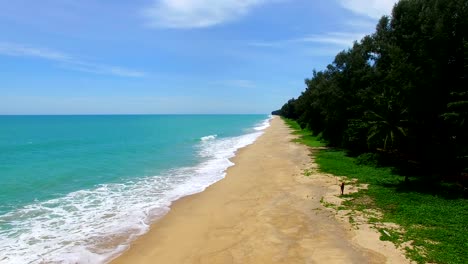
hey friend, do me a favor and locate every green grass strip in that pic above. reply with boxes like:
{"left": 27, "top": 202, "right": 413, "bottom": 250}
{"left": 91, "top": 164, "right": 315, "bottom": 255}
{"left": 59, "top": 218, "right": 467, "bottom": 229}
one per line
{"left": 282, "top": 118, "right": 327, "bottom": 147}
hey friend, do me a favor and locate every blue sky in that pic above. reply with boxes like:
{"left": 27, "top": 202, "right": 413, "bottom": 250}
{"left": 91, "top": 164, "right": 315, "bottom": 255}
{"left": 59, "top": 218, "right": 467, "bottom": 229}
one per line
{"left": 0, "top": 0, "right": 397, "bottom": 114}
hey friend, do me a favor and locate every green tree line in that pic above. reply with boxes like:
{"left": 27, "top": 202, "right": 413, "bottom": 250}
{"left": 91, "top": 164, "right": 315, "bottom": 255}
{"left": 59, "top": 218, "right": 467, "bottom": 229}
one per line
{"left": 274, "top": 0, "right": 468, "bottom": 178}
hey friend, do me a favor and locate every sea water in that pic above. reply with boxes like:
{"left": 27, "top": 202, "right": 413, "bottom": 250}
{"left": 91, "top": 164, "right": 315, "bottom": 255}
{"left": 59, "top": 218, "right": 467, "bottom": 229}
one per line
{"left": 0, "top": 114, "right": 271, "bottom": 263}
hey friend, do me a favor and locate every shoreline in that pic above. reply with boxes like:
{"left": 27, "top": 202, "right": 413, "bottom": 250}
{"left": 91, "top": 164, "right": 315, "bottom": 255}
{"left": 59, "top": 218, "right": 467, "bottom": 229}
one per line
{"left": 110, "top": 116, "right": 409, "bottom": 264}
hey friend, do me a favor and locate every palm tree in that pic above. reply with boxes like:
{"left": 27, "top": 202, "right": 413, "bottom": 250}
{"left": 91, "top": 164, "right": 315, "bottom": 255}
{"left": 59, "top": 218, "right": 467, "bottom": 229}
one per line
{"left": 366, "top": 94, "right": 408, "bottom": 151}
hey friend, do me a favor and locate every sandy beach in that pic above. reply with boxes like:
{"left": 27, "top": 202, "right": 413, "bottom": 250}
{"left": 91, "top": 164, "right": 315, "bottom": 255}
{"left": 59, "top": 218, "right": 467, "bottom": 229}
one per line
{"left": 111, "top": 116, "right": 409, "bottom": 264}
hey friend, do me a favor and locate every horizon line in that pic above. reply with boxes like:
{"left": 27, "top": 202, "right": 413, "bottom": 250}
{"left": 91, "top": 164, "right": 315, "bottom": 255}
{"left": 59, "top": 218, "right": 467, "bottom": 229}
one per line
{"left": 0, "top": 113, "right": 271, "bottom": 116}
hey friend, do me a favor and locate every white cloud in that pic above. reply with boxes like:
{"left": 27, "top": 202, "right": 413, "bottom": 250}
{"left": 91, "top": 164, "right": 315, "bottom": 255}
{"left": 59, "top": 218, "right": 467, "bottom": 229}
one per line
{"left": 59, "top": 62, "right": 146, "bottom": 78}
{"left": 0, "top": 42, "right": 71, "bottom": 61}
{"left": 0, "top": 42, "right": 145, "bottom": 77}
{"left": 298, "top": 32, "right": 367, "bottom": 46}
{"left": 142, "top": 0, "right": 269, "bottom": 28}
{"left": 338, "top": 0, "right": 398, "bottom": 19}
{"left": 249, "top": 32, "right": 367, "bottom": 50}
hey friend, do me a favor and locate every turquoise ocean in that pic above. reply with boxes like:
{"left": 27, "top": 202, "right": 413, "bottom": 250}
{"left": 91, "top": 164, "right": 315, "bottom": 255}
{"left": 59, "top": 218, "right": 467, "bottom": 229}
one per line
{"left": 0, "top": 114, "right": 271, "bottom": 263}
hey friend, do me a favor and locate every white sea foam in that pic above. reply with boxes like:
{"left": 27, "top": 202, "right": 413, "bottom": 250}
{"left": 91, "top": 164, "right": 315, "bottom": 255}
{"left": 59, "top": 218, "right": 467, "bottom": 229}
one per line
{"left": 0, "top": 117, "right": 270, "bottom": 264}
{"left": 253, "top": 115, "right": 273, "bottom": 131}
{"left": 200, "top": 134, "right": 217, "bottom": 141}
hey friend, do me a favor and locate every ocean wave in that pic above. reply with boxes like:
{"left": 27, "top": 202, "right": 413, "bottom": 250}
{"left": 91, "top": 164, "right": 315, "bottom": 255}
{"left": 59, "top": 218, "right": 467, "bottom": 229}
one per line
{"left": 0, "top": 117, "right": 270, "bottom": 264}
{"left": 200, "top": 134, "right": 217, "bottom": 141}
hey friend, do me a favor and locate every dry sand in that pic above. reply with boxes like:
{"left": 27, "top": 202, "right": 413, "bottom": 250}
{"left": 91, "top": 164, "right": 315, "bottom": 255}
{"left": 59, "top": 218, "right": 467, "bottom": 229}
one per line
{"left": 111, "top": 116, "right": 410, "bottom": 264}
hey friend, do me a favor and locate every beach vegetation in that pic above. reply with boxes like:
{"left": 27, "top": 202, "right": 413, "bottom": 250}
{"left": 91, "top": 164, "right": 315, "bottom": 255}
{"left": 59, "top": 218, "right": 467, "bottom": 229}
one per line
{"left": 283, "top": 118, "right": 327, "bottom": 147}
{"left": 273, "top": 0, "right": 468, "bottom": 180}
{"left": 284, "top": 118, "right": 468, "bottom": 264}
{"left": 275, "top": 1, "right": 468, "bottom": 261}
{"left": 317, "top": 148, "right": 468, "bottom": 264}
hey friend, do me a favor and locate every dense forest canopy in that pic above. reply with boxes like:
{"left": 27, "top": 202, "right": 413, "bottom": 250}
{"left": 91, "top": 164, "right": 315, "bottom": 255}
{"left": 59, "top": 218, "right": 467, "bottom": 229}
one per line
{"left": 274, "top": 0, "right": 468, "bottom": 176}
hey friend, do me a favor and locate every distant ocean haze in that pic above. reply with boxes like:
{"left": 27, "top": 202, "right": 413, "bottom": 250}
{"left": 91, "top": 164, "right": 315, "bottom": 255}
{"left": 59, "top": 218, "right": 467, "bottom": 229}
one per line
{"left": 0, "top": 114, "right": 271, "bottom": 263}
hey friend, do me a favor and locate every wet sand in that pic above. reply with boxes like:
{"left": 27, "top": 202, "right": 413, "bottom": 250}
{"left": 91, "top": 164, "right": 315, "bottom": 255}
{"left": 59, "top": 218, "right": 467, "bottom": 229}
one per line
{"left": 111, "top": 116, "right": 409, "bottom": 264}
